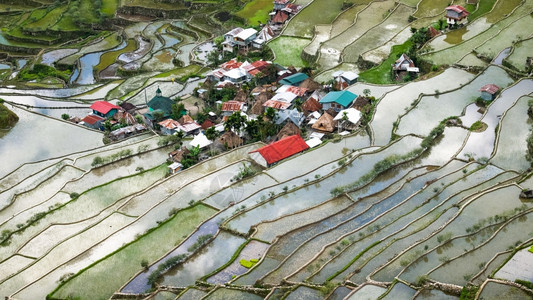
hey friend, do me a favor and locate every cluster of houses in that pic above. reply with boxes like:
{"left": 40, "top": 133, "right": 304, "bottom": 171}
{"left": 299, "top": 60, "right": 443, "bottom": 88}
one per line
{"left": 79, "top": 100, "right": 147, "bottom": 139}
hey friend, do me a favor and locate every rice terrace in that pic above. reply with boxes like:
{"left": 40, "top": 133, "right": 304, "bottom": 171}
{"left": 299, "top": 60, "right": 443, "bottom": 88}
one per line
{"left": 1, "top": 0, "right": 533, "bottom": 299}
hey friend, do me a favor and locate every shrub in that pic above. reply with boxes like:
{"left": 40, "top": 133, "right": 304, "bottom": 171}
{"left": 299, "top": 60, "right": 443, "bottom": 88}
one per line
{"left": 69, "top": 192, "right": 79, "bottom": 199}
{"left": 141, "top": 259, "right": 149, "bottom": 269}
{"left": 61, "top": 114, "right": 70, "bottom": 120}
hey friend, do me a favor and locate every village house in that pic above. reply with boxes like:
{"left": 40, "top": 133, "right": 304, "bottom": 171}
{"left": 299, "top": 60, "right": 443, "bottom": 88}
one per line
{"left": 252, "top": 25, "right": 275, "bottom": 48}
{"left": 334, "top": 108, "right": 361, "bottom": 131}
{"left": 319, "top": 90, "right": 357, "bottom": 112}
{"left": 263, "top": 99, "right": 291, "bottom": 110}
{"left": 311, "top": 112, "right": 336, "bottom": 133}
{"left": 392, "top": 53, "right": 419, "bottom": 80}
{"left": 275, "top": 108, "right": 305, "bottom": 127}
{"left": 158, "top": 119, "right": 182, "bottom": 136}
{"left": 479, "top": 84, "right": 500, "bottom": 101}
{"left": 279, "top": 72, "right": 309, "bottom": 86}
{"left": 80, "top": 114, "right": 105, "bottom": 130}
{"left": 249, "top": 134, "right": 309, "bottom": 167}
{"left": 222, "top": 27, "right": 244, "bottom": 53}
{"left": 445, "top": 5, "right": 469, "bottom": 27}
{"left": 332, "top": 71, "right": 359, "bottom": 90}
{"left": 221, "top": 100, "right": 247, "bottom": 116}
{"left": 90, "top": 101, "right": 120, "bottom": 118}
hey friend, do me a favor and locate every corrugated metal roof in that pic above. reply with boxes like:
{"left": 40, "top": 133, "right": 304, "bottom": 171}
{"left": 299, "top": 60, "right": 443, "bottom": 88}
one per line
{"left": 250, "top": 135, "right": 309, "bottom": 165}
{"left": 319, "top": 91, "right": 357, "bottom": 107}
{"left": 480, "top": 84, "right": 500, "bottom": 94}
{"left": 222, "top": 100, "right": 245, "bottom": 112}
{"left": 90, "top": 101, "right": 119, "bottom": 114}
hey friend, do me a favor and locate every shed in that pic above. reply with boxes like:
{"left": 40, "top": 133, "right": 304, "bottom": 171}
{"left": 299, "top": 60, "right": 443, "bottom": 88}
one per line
{"left": 334, "top": 108, "right": 361, "bottom": 131}
{"left": 249, "top": 135, "right": 309, "bottom": 167}
{"left": 81, "top": 114, "right": 105, "bottom": 130}
{"left": 480, "top": 84, "right": 500, "bottom": 101}
{"left": 168, "top": 162, "right": 183, "bottom": 174}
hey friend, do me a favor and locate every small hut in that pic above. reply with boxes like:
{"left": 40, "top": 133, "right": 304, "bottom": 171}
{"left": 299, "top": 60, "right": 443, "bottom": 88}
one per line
{"left": 299, "top": 77, "right": 322, "bottom": 92}
{"left": 301, "top": 97, "right": 323, "bottom": 116}
{"left": 217, "top": 131, "right": 243, "bottom": 149}
{"left": 311, "top": 112, "right": 336, "bottom": 133}
{"left": 479, "top": 84, "right": 500, "bottom": 101}
{"left": 276, "top": 122, "right": 302, "bottom": 141}
{"left": 249, "top": 92, "right": 271, "bottom": 116}
{"left": 169, "top": 147, "right": 190, "bottom": 163}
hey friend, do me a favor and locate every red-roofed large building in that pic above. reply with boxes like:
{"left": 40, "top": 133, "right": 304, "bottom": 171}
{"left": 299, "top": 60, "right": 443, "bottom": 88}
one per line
{"left": 249, "top": 135, "right": 309, "bottom": 167}
{"left": 445, "top": 5, "right": 469, "bottom": 27}
{"left": 90, "top": 101, "right": 120, "bottom": 118}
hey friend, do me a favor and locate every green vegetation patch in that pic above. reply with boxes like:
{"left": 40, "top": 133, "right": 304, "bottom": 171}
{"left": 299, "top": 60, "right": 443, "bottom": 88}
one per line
{"left": 235, "top": 0, "right": 273, "bottom": 25}
{"left": 101, "top": 0, "right": 119, "bottom": 17}
{"left": 25, "top": 5, "right": 67, "bottom": 31}
{"left": 154, "top": 64, "right": 208, "bottom": 81}
{"left": 283, "top": 0, "right": 344, "bottom": 38}
{"left": 0, "top": 102, "right": 19, "bottom": 129}
{"left": 95, "top": 38, "right": 136, "bottom": 72}
{"left": 268, "top": 36, "right": 310, "bottom": 68}
{"left": 359, "top": 40, "right": 413, "bottom": 84}
{"left": 120, "top": 0, "right": 186, "bottom": 10}
{"left": 17, "top": 63, "right": 71, "bottom": 82}
{"left": 49, "top": 204, "right": 217, "bottom": 300}
{"left": 240, "top": 258, "right": 259, "bottom": 268}
{"left": 468, "top": 0, "right": 496, "bottom": 21}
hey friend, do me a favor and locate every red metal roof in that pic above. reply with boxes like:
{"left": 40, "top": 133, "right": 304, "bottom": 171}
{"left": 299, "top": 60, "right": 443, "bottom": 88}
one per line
{"left": 222, "top": 100, "right": 245, "bottom": 112}
{"left": 82, "top": 114, "right": 105, "bottom": 125}
{"left": 263, "top": 100, "right": 291, "bottom": 110}
{"left": 446, "top": 5, "right": 467, "bottom": 13}
{"left": 90, "top": 101, "right": 120, "bottom": 115}
{"left": 159, "top": 119, "right": 181, "bottom": 129}
{"left": 250, "top": 135, "right": 309, "bottom": 165}
{"left": 201, "top": 119, "right": 215, "bottom": 130}
{"left": 220, "top": 59, "right": 242, "bottom": 70}
{"left": 480, "top": 84, "right": 500, "bottom": 95}
{"left": 286, "top": 86, "right": 308, "bottom": 97}
{"left": 272, "top": 10, "right": 289, "bottom": 24}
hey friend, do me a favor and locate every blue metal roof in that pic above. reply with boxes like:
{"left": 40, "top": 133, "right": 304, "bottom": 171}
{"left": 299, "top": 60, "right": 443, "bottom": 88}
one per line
{"left": 319, "top": 91, "right": 357, "bottom": 107}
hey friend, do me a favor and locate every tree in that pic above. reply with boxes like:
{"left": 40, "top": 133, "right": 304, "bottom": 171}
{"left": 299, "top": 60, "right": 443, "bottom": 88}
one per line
{"left": 264, "top": 107, "right": 276, "bottom": 120}
{"left": 61, "top": 113, "right": 70, "bottom": 120}
{"left": 103, "top": 120, "right": 112, "bottom": 132}
{"left": 205, "top": 126, "right": 219, "bottom": 152}
{"left": 363, "top": 89, "right": 371, "bottom": 97}
{"left": 171, "top": 102, "right": 186, "bottom": 120}
{"left": 293, "top": 98, "right": 303, "bottom": 112}
{"left": 339, "top": 111, "right": 348, "bottom": 133}
{"left": 206, "top": 50, "right": 222, "bottom": 67}
{"left": 225, "top": 112, "right": 247, "bottom": 134}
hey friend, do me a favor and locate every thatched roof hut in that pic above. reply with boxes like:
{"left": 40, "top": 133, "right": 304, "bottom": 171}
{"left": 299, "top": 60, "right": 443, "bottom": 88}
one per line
{"left": 299, "top": 77, "right": 321, "bottom": 91}
{"left": 250, "top": 92, "right": 271, "bottom": 116}
{"left": 217, "top": 131, "right": 243, "bottom": 149}
{"left": 169, "top": 147, "right": 190, "bottom": 162}
{"left": 178, "top": 114, "right": 194, "bottom": 124}
{"left": 312, "top": 112, "right": 336, "bottom": 133}
{"left": 234, "top": 89, "right": 248, "bottom": 102}
{"left": 276, "top": 122, "right": 301, "bottom": 141}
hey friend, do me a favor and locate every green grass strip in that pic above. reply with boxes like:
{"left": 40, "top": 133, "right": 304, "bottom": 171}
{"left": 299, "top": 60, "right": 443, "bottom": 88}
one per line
{"left": 48, "top": 203, "right": 217, "bottom": 300}
{"left": 200, "top": 239, "right": 251, "bottom": 281}
{"left": 235, "top": 0, "right": 273, "bottom": 25}
{"left": 358, "top": 40, "right": 413, "bottom": 84}
{"left": 326, "top": 240, "right": 381, "bottom": 282}
{"left": 468, "top": 0, "right": 497, "bottom": 21}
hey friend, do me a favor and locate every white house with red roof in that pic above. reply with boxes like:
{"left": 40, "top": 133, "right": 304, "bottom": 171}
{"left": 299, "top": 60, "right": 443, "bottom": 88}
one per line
{"left": 445, "top": 5, "right": 469, "bottom": 27}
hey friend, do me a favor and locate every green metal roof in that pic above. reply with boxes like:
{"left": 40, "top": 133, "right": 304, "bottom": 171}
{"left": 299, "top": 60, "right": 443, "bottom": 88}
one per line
{"left": 147, "top": 96, "right": 173, "bottom": 116}
{"left": 319, "top": 91, "right": 357, "bottom": 107}
{"left": 279, "top": 73, "right": 309, "bottom": 86}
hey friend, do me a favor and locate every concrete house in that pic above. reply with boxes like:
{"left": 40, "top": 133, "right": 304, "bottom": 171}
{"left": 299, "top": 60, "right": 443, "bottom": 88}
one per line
{"left": 223, "top": 27, "right": 244, "bottom": 52}
{"left": 234, "top": 28, "right": 258, "bottom": 49}
{"left": 480, "top": 84, "right": 500, "bottom": 101}
{"left": 445, "top": 5, "right": 469, "bottom": 27}
{"left": 90, "top": 101, "right": 119, "bottom": 118}
{"left": 319, "top": 90, "right": 357, "bottom": 112}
